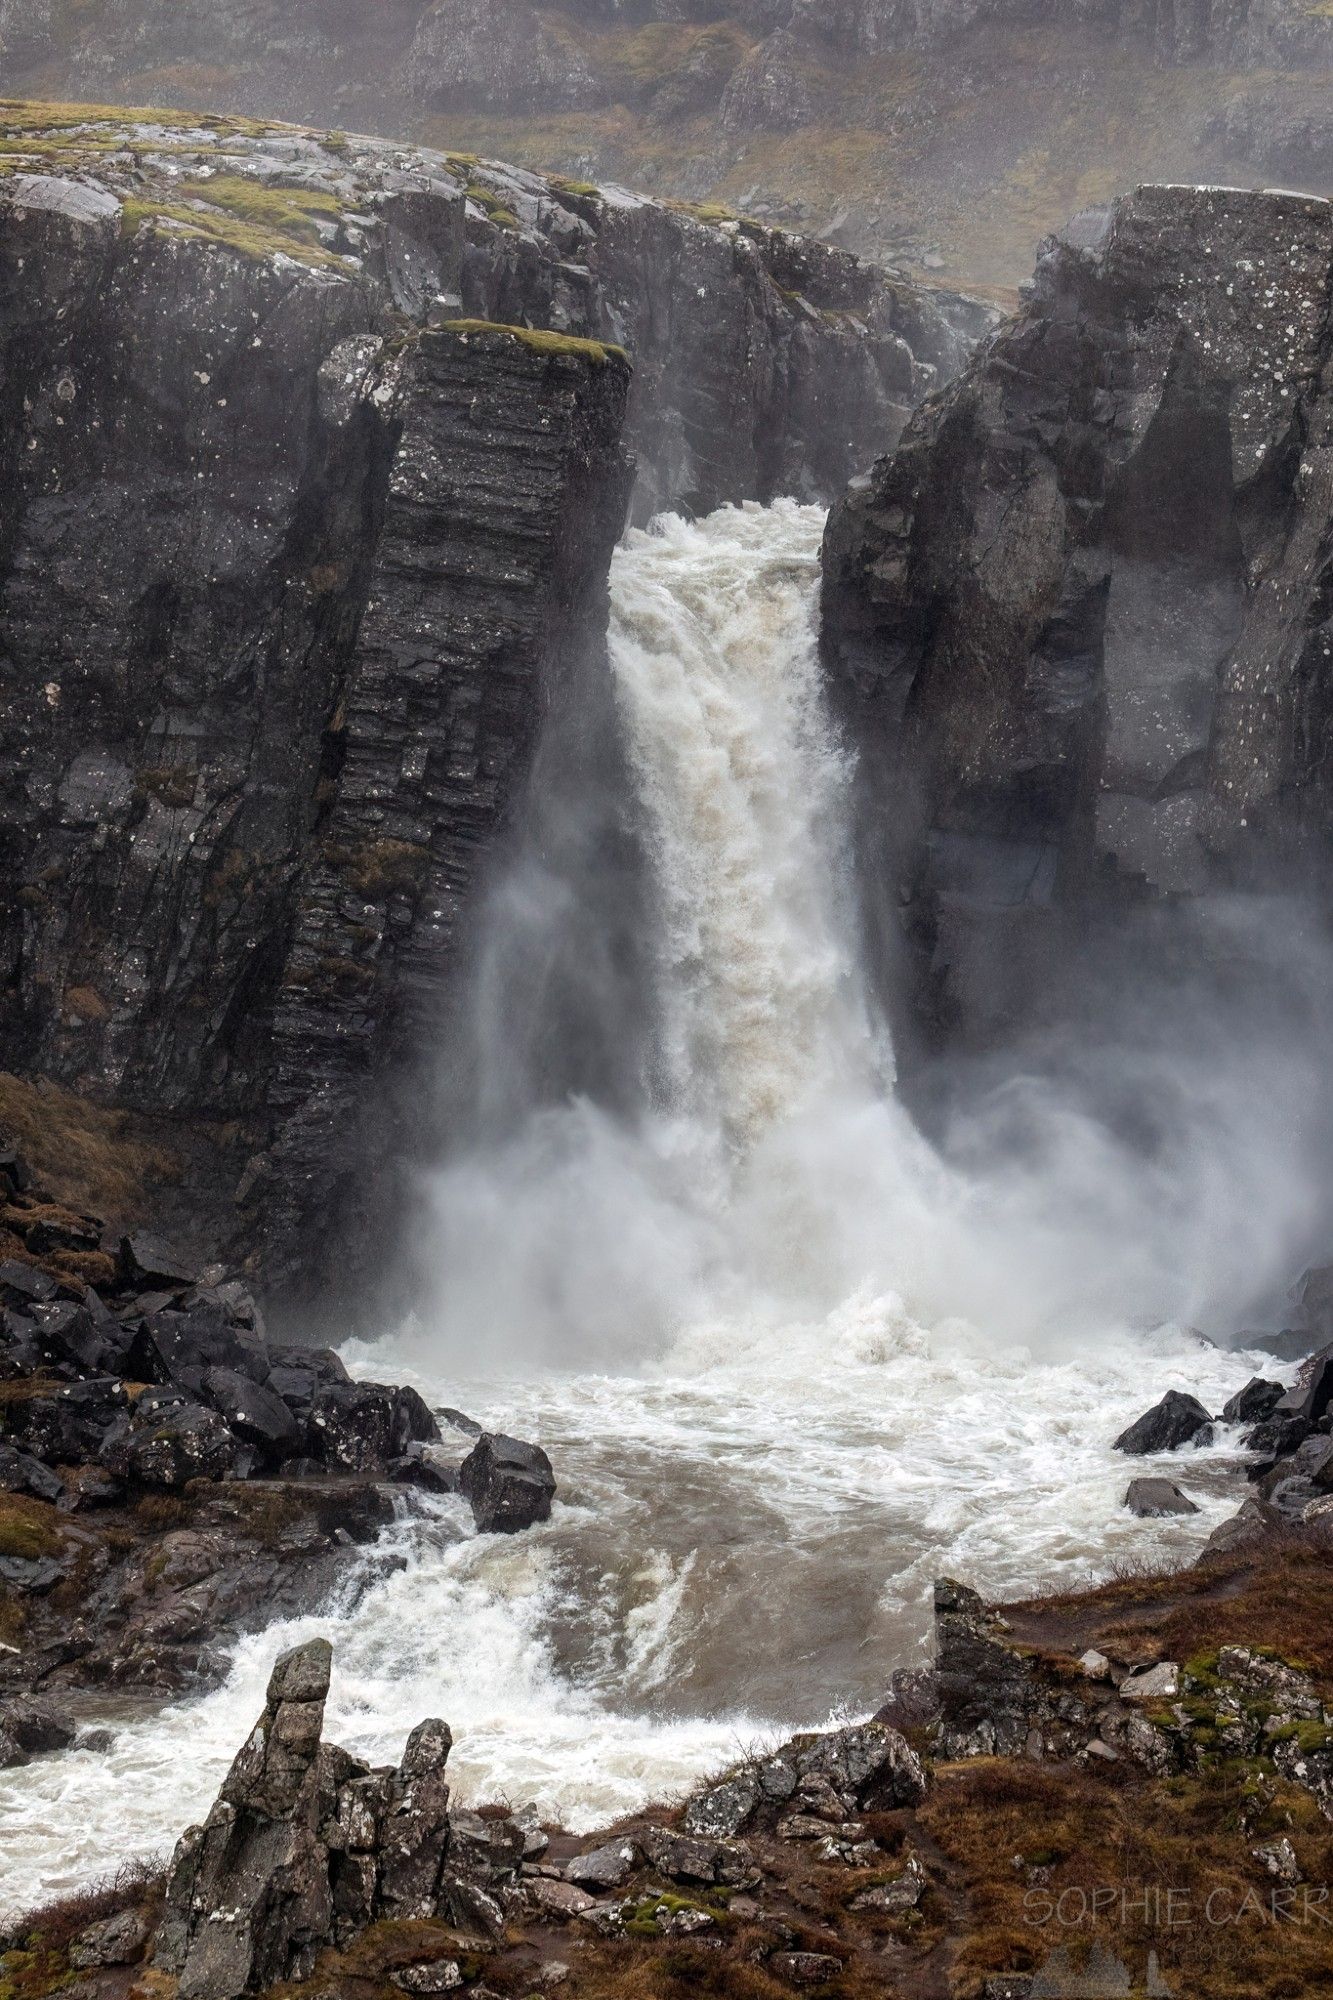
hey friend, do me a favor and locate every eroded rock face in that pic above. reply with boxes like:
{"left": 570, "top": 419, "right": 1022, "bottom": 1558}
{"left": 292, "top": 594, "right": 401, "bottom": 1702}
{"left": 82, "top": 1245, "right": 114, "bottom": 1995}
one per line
{"left": 822, "top": 185, "right": 1333, "bottom": 1046}
{"left": 0, "top": 119, "right": 968, "bottom": 1302}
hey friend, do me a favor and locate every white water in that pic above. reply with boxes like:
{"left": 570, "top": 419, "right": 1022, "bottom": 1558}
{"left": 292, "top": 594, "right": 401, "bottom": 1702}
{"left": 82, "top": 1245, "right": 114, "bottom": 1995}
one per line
{"left": 1, "top": 501, "right": 1319, "bottom": 1915}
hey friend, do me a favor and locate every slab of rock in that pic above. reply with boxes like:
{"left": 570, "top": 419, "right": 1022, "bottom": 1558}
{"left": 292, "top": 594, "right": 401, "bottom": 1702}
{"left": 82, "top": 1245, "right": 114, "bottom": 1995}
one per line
{"left": 527, "top": 1878, "right": 596, "bottom": 1920}
{"left": 1124, "top": 1477, "right": 1200, "bottom": 1517}
{"left": 640, "top": 1827, "right": 754, "bottom": 1887}
{"left": 458, "top": 1432, "right": 555, "bottom": 1533}
{"left": 69, "top": 1909, "right": 150, "bottom": 1969}
{"left": 1120, "top": 1661, "right": 1180, "bottom": 1702}
{"left": 563, "top": 1836, "right": 638, "bottom": 1891}
{"left": 1114, "top": 1392, "right": 1213, "bottom": 1455}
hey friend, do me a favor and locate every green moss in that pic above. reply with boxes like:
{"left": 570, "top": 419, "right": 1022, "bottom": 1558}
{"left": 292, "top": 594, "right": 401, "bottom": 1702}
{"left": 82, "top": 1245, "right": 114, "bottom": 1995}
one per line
{"left": 178, "top": 174, "right": 344, "bottom": 240}
{"left": 119, "top": 182, "right": 348, "bottom": 269}
{"left": 549, "top": 174, "right": 602, "bottom": 199}
{"left": 0, "top": 1497, "right": 64, "bottom": 1563}
{"left": 443, "top": 319, "right": 627, "bottom": 367}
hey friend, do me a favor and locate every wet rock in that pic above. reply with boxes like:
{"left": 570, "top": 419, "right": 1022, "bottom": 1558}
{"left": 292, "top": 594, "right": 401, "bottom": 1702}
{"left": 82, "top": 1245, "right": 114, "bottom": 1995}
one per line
{"left": 69, "top": 1909, "right": 150, "bottom": 1969}
{"left": 1243, "top": 1415, "right": 1313, "bottom": 1462}
{"left": 1222, "top": 1378, "right": 1285, "bottom": 1425}
{"left": 1114, "top": 1393, "right": 1214, "bottom": 1455}
{"left": 563, "top": 1836, "right": 638, "bottom": 1891}
{"left": 56, "top": 1464, "right": 122, "bottom": 1511}
{"left": 376, "top": 1717, "right": 454, "bottom": 1918}
{"left": 0, "top": 1694, "right": 77, "bottom": 1767}
{"left": 157, "top": 1637, "right": 337, "bottom": 1996}
{"left": 447, "top": 1808, "right": 525, "bottom": 1886}
{"left": 0, "top": 1261, "right": 55, "bottom": 1306}
{"left": 0, "top": 1441, "right": 64, "bottom": 1505}
{"left": 1258, "top": 1434, "right": 1333, "bottom": 1499}
{"left": 129, "top": 1306, "right": 270, "bottom": 1396}
{"left": 458, "top": 1432, "right": 555, "bottom": 1533}
{"left": 391, "top": 1442, "right": 463, "bottom": 1493}
{"left": 203, "top": 1368, "right": 302, "bottom": 1462}
{"left": 100, "top": 1398, "right": 240, "bottom": 1488}
{"left": 933, "top": 1575, "right": 1037, "bottom": 1757}
{"left": 308, "top": 1382, "right": 440, "bottom": 1475}
{"left": 1273, "top": 1343, "right": 1333, "bottom": 1429}
{"left": 1205, "top": 1496, "right": 1284, "bottom": 1555}
{"left": 1124, "top": 1477, "right": 1199, "bottom": 1517}
{"left": 9, "top": 1377, "right": 129, "bottom": 1463}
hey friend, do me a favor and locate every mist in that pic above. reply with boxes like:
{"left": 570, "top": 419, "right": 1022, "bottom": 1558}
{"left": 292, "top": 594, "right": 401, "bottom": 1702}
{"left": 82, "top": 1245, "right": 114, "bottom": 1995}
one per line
{"left": 400, "top": 502, "right": 1333, "bottom": 1381}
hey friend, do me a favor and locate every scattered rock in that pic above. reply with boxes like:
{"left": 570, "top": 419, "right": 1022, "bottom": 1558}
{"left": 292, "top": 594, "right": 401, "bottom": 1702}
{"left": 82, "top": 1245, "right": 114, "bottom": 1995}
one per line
{"left": 1120, "top": 1662, "right": 1180, "bottom": 1702}
{"left": 769, "top": 1951, "right": 844, "bottom": 1987}
{"left": 1114, "top": 1392, "right": 1214, "bottom": 1455}
{"left": 1124, "top": 1477, "right": 1199, "bottom": 1517}
{"left": 69, "top": 1909, "right": 150, "bottom": 1969}
{"left": 527, "top": 1878, "right": 596, "bottom": 1920}
{"left": 563, "top": 1837, "right": 638, "bottom": 1891}
{"left": 0, "top": 1694, "right": 78, "bottom": 1768}
{"left": 458, "top": 1432, "right": 555, "bottom": 1533}
{"left": 639, "top": 1828, "right": 755, "bottom": 1888}
{"left": 1079, "top": 1650, "right": 1111, "bottom": 1679}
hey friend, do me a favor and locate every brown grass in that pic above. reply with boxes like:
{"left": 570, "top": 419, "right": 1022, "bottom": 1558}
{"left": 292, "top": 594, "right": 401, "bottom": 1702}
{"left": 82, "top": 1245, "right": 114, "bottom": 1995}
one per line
{"left": 0, "top": 1494, "right": 66, "bottom": 1562}
{"left": 0, "top": 1073, "right": 181, "bottom": 1224}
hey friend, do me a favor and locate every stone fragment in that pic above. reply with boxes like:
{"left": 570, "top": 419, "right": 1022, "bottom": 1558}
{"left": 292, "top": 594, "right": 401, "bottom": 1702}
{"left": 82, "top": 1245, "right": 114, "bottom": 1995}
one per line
{"left": 1114, "top": 1393, "right": 1213, "bottom": 1455}
{"left": 769, "top": 1952, "right": 844, "bottom": 1987}
{"left": 101, "top": 1399, "right": 239, "bottom": 1488}
{"left": 639, "top": 1827, "right": 753, "bottom": 1887}
{"left": 1222, "top": 1378, "right": 1284, "bottom": 1424}
{"left": 458, "top": 1432, "right": 555, "bottom": 1533}
{"left": 527, "top": 1877, "right": 596, "bottom": 1919}
{"left": 0, "top": 1695, "right": 78, "bottom": 1768}
{"left": 1124, "top": 1477, "right": 1200, "bottom": 1517}
{"left": 1079, "top": 1650, "right": 1111, "bottom": 1680}
{"left": 69, "top": 1909, "right": 150, "bottom": 1969}
{"left": 563, "top": 1836, "right": 638, "bottom": 1891}
{"left": 1120, "top": 1662, "right": 1180, "bottom": 1701}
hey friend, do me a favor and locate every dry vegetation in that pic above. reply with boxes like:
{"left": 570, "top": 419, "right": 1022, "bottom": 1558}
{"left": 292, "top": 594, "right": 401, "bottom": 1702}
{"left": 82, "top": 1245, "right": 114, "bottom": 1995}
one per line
{"left": 0, "top": 1072, "right": 181, "bottom": 1226}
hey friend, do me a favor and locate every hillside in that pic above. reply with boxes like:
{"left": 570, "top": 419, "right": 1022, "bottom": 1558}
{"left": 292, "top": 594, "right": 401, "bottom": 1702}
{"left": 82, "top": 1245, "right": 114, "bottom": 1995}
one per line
{"left": 2, "top": 4, "right": 1331, "bottom": 288}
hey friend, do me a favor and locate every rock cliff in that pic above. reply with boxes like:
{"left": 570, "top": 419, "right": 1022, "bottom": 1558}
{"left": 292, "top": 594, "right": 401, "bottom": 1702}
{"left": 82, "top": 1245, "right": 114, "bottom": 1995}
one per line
{"left": 0, "top": 110, "right": 968, "bottom": 1301}
{"left": 821, "top": 184, "right": 1333, "bottom": 1046}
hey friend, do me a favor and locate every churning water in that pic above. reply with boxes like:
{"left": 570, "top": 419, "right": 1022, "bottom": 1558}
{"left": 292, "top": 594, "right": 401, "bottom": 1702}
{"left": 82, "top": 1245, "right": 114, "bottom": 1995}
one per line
{"left": 1, "top": 503, "right": 1317, "bottom": 1913}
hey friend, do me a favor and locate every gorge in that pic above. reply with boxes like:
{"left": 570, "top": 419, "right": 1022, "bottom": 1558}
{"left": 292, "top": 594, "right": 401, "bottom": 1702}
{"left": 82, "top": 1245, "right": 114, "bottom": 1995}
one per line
{"left": 2, "top": 85, "right": 1333, "bottom": 2000}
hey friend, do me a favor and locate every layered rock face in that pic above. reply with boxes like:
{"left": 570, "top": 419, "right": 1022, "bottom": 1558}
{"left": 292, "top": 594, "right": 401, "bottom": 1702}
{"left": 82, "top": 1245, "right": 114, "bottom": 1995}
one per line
{"left": 0, "top": 114, "right": 964, "bottom": 1297}
{"left": 822, "top": 184, "right": 1333, "bottom": 1044}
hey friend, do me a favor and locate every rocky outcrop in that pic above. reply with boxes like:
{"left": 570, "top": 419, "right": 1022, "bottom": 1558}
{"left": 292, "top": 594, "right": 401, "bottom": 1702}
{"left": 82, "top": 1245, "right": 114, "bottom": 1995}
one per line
{"left": 0, "top": 112, "right": 967, "bottom": 1301}
{"left": 822, "top": 185, "right": 1333, "bottom": 1045}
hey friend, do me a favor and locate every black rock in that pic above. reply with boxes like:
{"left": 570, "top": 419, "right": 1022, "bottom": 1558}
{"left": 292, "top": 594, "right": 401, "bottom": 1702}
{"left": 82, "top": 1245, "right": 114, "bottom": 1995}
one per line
{"left": 0, "top": 1555, "right": 67, "bottom": 1593}
{"left": 28, "top": 1298, "right": 118, "bottom": 1375}
{"left": 0, "top": 1441, "right": 64, "bottom": 1504}
{"left": 9, "top": 1376, "right": 130, "bottom": 1463}
{"left": 1243, "top": 1415, "right": 1313, "bottom": 1464}
{"left": 202, "top": 1367, "right": 302, "bottom": 1461}
{"left": 1258, "top": 1434, "right": 1333, "bottom": 1499}
{"left": 0, "top": 1307, "right": 47, "bottom": 1379}
{"left": 118, "top": 1232, "right": 195, "bottom": 1291}
{"left": 1222, "top": 1378, "right": 1285, "bottom": 1425}
{"left": 100, "top": 1399, "right": 240, "bottom": 1488}
{"left": 1124, "top": 1477, "right": 1200, "bottom": 1518}
{"left": 0, "top": 1696, "right": 77, "bottom": 1768}
{"left": 306, "top": 1381, "right": 440, "bottom": 1474}
{"left": 1114, "top": 1391, "right": 1214, "bottom": 1455}
{"left": 0, "top": 1261, "right": 57, "bottom": 1306}
{"left": 458, "top": 1432, "right": 555, "bottom": 1533}
{"left": 128, "top": 1304, "right": 270, "bottom": 1395}
{"left": 1291, "top": 1264, "right": 1333, "bottom": 1338}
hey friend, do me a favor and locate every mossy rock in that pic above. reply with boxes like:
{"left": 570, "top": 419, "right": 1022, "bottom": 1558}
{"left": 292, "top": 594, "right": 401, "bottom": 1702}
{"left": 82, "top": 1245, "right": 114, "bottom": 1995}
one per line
{"left": 0, "top": 1495, "right": 66, "bottom": 1563}
{"left": 443, "top": 319, "right": 628, "bottom": 367}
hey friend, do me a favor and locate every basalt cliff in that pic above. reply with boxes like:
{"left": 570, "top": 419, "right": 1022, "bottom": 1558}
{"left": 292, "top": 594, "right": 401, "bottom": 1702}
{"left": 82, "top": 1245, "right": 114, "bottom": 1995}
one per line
{"left": 0, "top": 106, "right": 977, "bottom": 1305}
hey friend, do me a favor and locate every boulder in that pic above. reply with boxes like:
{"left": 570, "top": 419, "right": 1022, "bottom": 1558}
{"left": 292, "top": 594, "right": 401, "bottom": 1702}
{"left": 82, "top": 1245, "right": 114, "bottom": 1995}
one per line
{"left": 9, "top": 1376, "right": 129, "bottom": 1463}
{"left": 932, "top": 1575, "right": 1037, "bottom": 1757}
{"left": 563, "top": 1836, "right": 639, "bottom": 1892}
{"left": 1272, "top": 1343, "right": 1333, "bottom": 1428}
{"left": 1124, "top": 1477, "right": 1199, "bottom": 1517}
{"left": 100, "top": 1397, "right": 240, "bottom": 1488}
{"left": 1120, "top": 1662, "right": 1180, "bottom": 1701}
{"left": 69, "top": 1909, "right": 150, "bottom": 1969}
{"left": 307, "top": 1382, "right": 440, "bottom": 1475}
{"left": 1114, "top": 1392, "right": 1213, "bottom": 1455}
{"left": 128, "top": 1304, "right": 270, "bottom": 1395}
{"left": 0, "top": 1261, "right": 56, "bottom": 1305}
{"left": 639, "top": 1828, "right": 754, "bottom": 1888}
{"left": 0, "top": 1440, "right": 64, "bottom": 1504}
{"left": 203, "top": 1368, "right": 302, "bottom": 1462}
{"left": 118, "top": 1232, "right": 195, "bottom": 1291}
{"left": 1221, "top": 1378, "right": 1285, "bottom": 1425}
{"left": 458, "top": 1432, "right": 555, "bottom": 1533}
{"left": 0, "top": 1694, "right": 77, "bottom": 1768}
{"left": 157, "top": 1638, "right": 338, "bottom": 1997}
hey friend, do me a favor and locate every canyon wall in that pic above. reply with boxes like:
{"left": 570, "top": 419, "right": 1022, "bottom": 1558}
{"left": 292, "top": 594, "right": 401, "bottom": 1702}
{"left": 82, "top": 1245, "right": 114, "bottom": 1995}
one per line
{"left": 0, "top": 112, "right": 970, "bottom": 1299}
{"left": 822, "top": 183, "right": 1333, "bottom": 1048}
